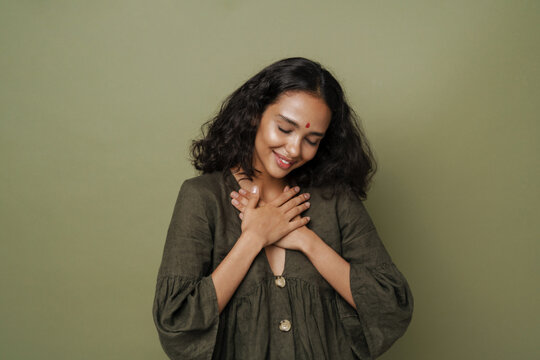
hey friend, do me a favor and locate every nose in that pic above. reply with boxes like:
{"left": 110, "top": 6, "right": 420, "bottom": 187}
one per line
{"left": 285, "top": 136, "right": 302, "bottom": 159}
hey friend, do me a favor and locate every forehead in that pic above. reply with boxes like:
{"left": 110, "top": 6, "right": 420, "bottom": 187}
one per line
{"left": 265, "top": 91, "right": 332, "bottom": 131}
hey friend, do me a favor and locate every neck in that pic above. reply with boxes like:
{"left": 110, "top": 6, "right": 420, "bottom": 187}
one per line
{"left": 253, "top": 174, "right": 287, "bottom": 192}
{"left": 253, "top": 173, "right": 288, "bottom": 201}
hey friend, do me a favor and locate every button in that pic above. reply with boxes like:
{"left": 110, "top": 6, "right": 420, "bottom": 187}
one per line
{"left": 279, "top": 319, "right": 291, "bottom": 332}
{"left": 275, "top": 276, "right": 286, "bottom": 288}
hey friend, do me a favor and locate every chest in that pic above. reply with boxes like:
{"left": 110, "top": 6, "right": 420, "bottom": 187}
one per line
{"left": 264, "top": 245, "right": 286, "bottom": 276}
{"left": 211, "top": 189, "right": 343, "bottom": 297}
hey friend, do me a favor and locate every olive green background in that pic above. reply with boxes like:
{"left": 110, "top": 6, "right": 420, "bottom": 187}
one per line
{"left": 1, "top": 1, "right": 538, "bottom": 359}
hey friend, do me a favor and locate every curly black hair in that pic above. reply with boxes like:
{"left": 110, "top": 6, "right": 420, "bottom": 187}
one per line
{"left": 190, "top": 57, "right": 376, "bottom": 199}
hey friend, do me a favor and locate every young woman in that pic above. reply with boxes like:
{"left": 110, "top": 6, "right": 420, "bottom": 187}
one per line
{"left": 153, "top": 57, "right": 413, "bottom": 360}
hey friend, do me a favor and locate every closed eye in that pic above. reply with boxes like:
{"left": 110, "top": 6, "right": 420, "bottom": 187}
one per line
{"left": 278, "top": 126, "right": 292, "bottom": 134}
{"left": 279, "top": 126, "right": 319, "bottom": 146}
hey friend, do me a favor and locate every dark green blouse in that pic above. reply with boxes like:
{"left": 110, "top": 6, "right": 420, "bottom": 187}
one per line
{"left": 153, "top": 170, "right": 413, "bottom": 360}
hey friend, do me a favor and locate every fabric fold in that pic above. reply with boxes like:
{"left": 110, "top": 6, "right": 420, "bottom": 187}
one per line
{"left": 153, "top": 275, "right": 219, "bottom": 360}
{"left": 152, "top": 178, "right": 219, "bottom": 360}
{"left": 152, "top": 172, "right": 413, "bottom": 359}
{"left": 338, "top": 263, "right": 413, "bottom": 359}
{"left": 336, "top": 189, "right": 414, "bottom": 359}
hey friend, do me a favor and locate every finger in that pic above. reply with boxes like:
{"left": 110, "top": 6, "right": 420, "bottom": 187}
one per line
{"left": 270, "top": 186, "right": 300, "bottom": 207}
{"left": 285, "top": 200, "right": 310, "bottom": 219}
{"left": 231, "top": 190, "right": 251, "bottom": 208}
{"left": 238, "top": 194, "right": 249, "bottom": 208}
{"left": 233, "top": 191, "right": 266, "bottom": 210}
{"left": 287, "top": 216, "right": 310, "bottom": 231}
{"left": 231, "top": 198, "right": 246, "bottom": 212}
{"left": 230, "top": 191, "right": 248, "bottom": 209}
{"left": 246, "top": 185, "right": 260, "bottom": 209}
{"left": 239, "top": 188, "right": 248, "bottom": 196}
{"left": 281, "top": 192, "right": 310, "bottom": 213}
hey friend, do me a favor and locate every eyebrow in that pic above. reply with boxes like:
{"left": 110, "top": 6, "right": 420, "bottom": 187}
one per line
{"left": 277, "top": 114, "right": 325, "bottom": 137}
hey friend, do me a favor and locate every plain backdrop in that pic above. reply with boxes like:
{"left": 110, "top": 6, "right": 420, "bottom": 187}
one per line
{"left": 1, "top": 1, "right": 539, "bottom": 359}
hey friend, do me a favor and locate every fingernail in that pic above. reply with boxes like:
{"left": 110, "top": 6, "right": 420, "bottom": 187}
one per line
{"left": 306, "top": 216, "right": 310, "bottom": 222}
{"left": 284, "top": 185, "right": 289, "bottom": 192}
{"left": 231, "top": 192, "right": 238, "bottom": 198}
{"left": 232, "top": 199, "right": 239, "bottom": 205}
{"left": 304, "top": 193, "right": 310, "bottom": 199}
{"left": 305, "top": 202, "right": 310, "bottom": 208}
{"left": 294, "top": 186, "right": 300, "bottom": 192}
{"left": 251, "top": 185, "right": 258, "bottom": 194}
{"left": 239, "top": 189, "right": 247, "bottom": 195}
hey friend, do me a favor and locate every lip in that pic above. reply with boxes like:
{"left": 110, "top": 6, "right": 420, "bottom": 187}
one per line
{"left": 273, "top": 151, "right": 295, "bottom": 170}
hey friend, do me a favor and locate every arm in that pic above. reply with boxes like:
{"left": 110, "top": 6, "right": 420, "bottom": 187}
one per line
{"left": 212, "top": 185, "right": 310, "bottom": 313}
{"left": 210, "top": 231, "right": 263, "bottom": 313}
{"left": 335, "top": 189, "right": 414, "bottom": 359}
{"left": 276, "top": 190, "right": 413, "bottom": 358}
{"left": 230, "top": 187, "right": 413, "bottom": 358}
{"left": 298, "top": 230, "right": 356, "bottom": 309}
{"left": 153, "top": 179, "right": 219, "bottom": 360}
{"left": 230, "top": 187, "right": 357, "bottom": 308}
{"left": 154, "top": 181, "right": 311, "bottom": 356}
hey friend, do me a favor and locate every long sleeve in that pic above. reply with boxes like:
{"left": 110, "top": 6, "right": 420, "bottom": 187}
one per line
{"left": 336, "top": 190, "right": 413, "bottom": 359}
{"left": 153, "top": 179, "right": 219, "bottom": 360}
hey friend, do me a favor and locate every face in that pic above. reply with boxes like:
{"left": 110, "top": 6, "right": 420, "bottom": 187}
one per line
{"left": 252, "top": 91, "right": 332, "bottom": 180}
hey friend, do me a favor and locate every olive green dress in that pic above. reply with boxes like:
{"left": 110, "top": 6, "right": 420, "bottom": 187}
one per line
{"left": 153, "top": 170, "right": 413, "bottom": 360}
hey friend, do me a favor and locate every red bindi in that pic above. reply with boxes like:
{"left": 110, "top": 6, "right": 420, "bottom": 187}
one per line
{"left": 306, "top": 122, "right": 310, "bottom": 128}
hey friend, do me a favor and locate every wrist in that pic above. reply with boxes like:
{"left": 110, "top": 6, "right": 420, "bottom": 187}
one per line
{"left": 298, "top": 228, "right": 321, "bottom": 255}
{"left": 239, "top": 230, "right": 266, "bottom": 252}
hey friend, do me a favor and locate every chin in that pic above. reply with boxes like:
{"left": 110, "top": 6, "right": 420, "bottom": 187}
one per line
{"left": 268, "top": 168, "right": 289, "bottom": 179}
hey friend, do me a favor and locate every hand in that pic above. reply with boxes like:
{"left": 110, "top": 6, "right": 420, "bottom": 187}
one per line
{"left": 231, "top": 188, "right": 267, "bottom": 219}
{"left": 272, "top": 225, "right": 316, "bottom": 252}
{"left": 231, "top": 185, "right": 314, "bottom": 252}
{"left": 231, "top": 185, "right": 310, "bottom": 219}
{"left": 235, "top": 185, "right": 311, "bottom": 248}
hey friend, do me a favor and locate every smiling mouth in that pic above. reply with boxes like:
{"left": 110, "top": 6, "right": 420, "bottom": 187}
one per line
{"left": 273, "top": 151, "right": 295, "bottom": 169}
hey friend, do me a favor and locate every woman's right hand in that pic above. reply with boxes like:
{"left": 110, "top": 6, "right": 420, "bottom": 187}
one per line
{"left": 240, "top": 185, "right": 311, "bottom": 247}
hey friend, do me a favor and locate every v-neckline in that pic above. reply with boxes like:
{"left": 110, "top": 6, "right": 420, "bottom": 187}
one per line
{"left": 263, "top": 246, "right": 287, "bottom": 276}
{"left": 225, "top": 168, "right": 288, "bottom": 277}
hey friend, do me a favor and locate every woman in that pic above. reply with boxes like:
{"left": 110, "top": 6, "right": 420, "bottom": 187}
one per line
{"left": 153, "top": 57, "right": 413, "bottom": 360}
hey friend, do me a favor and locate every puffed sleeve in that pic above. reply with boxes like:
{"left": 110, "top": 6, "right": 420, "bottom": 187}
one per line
{"left": 336, "top": 190, "right": 413, "bottom": 359}
{"left": 152, "top": 178, "right": 219, "bottom": 360}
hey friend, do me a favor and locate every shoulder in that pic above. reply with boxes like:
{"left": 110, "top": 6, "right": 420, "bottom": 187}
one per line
{"left": 308, "top": 184, "right": 363, "bottom": 207}
{"left": 173, "top": 172, "right": 226, "bottom": 224}
{"left": 335, "top": 188, "right": 375, "bottom": 234}
{"left": 181, "top": 171, "right": 224, "bottom": 195}
{"left": 177, "top": 171, "right": 230, "bottom": 209}
{"left": 305, "top": 184, "right": 363, "bottom": 213}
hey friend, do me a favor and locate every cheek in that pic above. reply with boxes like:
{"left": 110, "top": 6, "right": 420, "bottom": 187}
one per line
{"left": 255, "top": 126, "right": 276, "bottom": 148}
{"left": 258, "top": 127, "right": 284, "bottom": 149}
{"left": 265, "top": 128, "right": 283, "bottom": 145}
{"left": 301, "top": 145, "right": 319, "bottom": 162}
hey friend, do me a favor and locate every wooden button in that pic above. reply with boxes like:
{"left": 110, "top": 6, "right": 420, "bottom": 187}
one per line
{"left": 279, "top": 319, "right": 291, "bottom": 332}
{"left": 275, "top": 276, "right": 286, "bottom": 288}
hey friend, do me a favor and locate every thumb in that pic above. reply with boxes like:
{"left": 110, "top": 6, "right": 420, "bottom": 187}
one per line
{"left": 246, "top": 185, "right": 260, "bottom": 209}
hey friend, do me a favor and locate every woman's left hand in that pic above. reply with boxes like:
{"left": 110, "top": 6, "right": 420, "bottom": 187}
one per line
{"left": 230, "top": 186, "right": 315, "bottom": 252}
